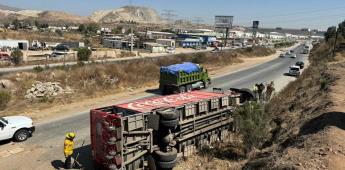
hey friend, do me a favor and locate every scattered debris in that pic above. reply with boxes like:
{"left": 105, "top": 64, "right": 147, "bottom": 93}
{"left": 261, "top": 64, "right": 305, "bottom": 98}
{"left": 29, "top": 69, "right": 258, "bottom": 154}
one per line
{"left": 25, "top": 81, "right": 72, "bottom": 99}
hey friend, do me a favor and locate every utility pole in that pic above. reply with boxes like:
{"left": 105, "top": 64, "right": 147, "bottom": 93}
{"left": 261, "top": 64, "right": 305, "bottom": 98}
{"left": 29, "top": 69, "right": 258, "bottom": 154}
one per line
{"left": 332, "top": 27, "right": 339, "bottom": 58}
{"left": 130, "top": 26, "right": 134, "bottom": 53}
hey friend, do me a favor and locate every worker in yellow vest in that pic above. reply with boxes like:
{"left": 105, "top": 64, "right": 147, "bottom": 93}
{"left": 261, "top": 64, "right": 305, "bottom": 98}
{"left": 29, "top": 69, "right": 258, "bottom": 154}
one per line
{"left": 64, "top": 132, "right": 75, "bottom": 169}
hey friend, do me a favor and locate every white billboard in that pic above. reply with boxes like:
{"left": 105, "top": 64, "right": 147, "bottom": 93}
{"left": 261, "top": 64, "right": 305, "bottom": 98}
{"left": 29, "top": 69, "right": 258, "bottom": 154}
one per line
{"left": 215, "top": 16, "right": 233, "bottom": 28}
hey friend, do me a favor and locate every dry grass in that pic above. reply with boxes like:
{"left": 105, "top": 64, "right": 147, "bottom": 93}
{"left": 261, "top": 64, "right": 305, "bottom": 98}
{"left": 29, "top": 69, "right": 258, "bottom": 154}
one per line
{"left": 243, "top": 42, "right": 343, "bottom": 169}
{"left": 0, "top": 30, "right": 83, "bottom": 42}
{"left": 0, "top": 47, "right": 275, "bottom": 116}
{"left": 175, "top": 136, "right": 247, "bottom": 170}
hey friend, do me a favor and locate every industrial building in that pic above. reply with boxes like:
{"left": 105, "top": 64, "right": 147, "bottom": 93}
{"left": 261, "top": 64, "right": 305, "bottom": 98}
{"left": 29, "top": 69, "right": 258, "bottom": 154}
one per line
{"left": 144, "top": 42, "right": 165, "bottom": 53}
{"left": 156, "top": 39, "right": 176, "bottom": 48}
{"left": 0, "top": 40, "right": 29, "bottom": 50}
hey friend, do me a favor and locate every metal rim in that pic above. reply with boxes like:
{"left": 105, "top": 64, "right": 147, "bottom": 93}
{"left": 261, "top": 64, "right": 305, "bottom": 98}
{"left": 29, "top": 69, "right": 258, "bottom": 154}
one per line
{"left": 18, "top": 132, "right": 27, "bottom": 141}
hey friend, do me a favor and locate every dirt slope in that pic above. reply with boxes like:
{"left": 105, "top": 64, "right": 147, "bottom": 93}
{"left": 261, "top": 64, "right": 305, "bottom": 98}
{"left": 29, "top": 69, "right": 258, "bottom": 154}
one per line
{"left": 90, "top": 6, "right": 162, "bottom": 24}
{"left": 243, "top": 44, "right": 345, "bottom": 170}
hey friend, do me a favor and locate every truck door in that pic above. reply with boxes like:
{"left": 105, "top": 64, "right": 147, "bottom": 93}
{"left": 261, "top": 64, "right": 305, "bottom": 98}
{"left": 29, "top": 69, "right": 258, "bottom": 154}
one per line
{"left": 0, "top": 120, "right": 11, "bottom": 140}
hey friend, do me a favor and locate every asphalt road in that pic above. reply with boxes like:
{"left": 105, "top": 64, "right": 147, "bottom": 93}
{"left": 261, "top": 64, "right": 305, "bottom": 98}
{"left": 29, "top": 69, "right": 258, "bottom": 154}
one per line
{"left": 0, "top": 44, "right": 308, "bottom": 170}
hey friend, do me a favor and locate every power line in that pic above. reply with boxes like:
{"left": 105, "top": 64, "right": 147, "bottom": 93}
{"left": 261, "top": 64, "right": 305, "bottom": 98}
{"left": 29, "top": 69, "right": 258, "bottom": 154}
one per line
{"left": 193, "top": 17, "right": 204, "bottom": 27}
{"left": 161, "top": 9, "right": 177, "bottom": 25}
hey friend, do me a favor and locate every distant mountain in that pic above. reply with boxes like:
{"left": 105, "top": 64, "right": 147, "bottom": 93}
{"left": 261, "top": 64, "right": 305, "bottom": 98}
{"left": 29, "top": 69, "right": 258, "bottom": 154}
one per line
{"left": 0, "top": 4, "right": 162, "bottom": 25}
{"left": 90, "top": 6, "right": 162, "bottom": 24}
{"left": 0, "top": 4, "right": 22, "bottom": 12}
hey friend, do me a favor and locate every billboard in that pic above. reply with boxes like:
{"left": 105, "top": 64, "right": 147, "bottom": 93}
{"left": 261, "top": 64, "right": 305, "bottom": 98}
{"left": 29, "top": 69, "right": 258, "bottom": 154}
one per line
{"left": 215, "top": 16, "right": 233, "bottom": 28}
{"left": 253, "top": 21, "right": 259, "bottom": 29}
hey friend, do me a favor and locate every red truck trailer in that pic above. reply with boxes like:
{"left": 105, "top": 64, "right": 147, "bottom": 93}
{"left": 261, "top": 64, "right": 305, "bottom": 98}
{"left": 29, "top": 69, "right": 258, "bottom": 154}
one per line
{"left": 90, "top": 90, "right": 241, "bottom": 170}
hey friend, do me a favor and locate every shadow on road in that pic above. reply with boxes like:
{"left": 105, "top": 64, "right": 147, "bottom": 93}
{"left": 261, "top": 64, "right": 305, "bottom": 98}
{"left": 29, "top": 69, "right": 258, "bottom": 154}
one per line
{"left": 299, "top": 112, "right": 345, "bottom": 136}
{"left": 51, "top": 160, "right": 64, "bottom": 169}
{"left": 0, "top": 139, "right": 12, "bottom": 145}
{"left": 145, "top": 88, "right": 162, "bottom": 95}
{"left": 283, "top": 73, "right": 298, "bottom": 78}
{"left": 74, "top": 144, "right": 94, "bottom": 170}
{"left": 51, "top": 144, "right": 93, "bottom": 170}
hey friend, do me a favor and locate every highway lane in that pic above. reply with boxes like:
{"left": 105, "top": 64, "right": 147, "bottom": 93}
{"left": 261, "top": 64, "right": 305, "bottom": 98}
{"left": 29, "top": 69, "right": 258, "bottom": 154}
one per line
{"left": 209, "top": 44, "right": 308, "bottom": 90}
{"left": 0, "top": 44, "right": 308, "bottom": 169}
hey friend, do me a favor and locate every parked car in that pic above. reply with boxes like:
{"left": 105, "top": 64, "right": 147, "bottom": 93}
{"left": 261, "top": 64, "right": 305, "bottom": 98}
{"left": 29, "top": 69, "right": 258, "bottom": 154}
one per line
{"left": 290, "top": 53, "right": 297, "bottom": 58}
{"left": 279, "top": 53, "right": 285, "bottom": 58}
{"left": 296, "top": 61, "right": 305, "bottom": 69}
{"left": 289, "top": 65, "right": 301, "bottom": 76}
{"left": 54, "top": 44, "right": 70, "bottom": 52}
{"left": 0, "top": 116, "right": 35, "bottom": 142}
{"left": 0, "top": 52, "right": 10, "bottom": 60}
{"left": 166, "top": 47, "right": 175, "bottom": 54}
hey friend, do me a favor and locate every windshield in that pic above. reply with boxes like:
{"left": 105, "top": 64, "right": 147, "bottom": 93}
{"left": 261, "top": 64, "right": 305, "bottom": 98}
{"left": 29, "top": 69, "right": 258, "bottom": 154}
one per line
{"left": 0, "top": 117, "right": 8, "bottom": 124}
{"left": 291, "top": 68, "right": 299, "bottom": 71}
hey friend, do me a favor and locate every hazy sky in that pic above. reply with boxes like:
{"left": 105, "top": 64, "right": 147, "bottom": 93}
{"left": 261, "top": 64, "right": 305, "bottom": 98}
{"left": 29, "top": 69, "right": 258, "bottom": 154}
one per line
{"left": 1, "top": 0, "right": 345, "bottom": 30}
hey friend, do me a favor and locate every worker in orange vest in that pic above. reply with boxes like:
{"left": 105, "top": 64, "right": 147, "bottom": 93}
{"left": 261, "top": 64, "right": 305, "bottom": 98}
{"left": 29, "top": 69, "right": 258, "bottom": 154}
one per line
{"left": 64, "top": 132, "right": 75, "bottom": 169}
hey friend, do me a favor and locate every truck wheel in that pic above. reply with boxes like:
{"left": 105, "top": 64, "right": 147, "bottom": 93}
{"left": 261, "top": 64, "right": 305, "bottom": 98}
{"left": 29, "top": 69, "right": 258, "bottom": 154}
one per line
{"left": 160, "top": 119, "right": 179, "bottom": 128}
{"left": 156, "top": 159, "right": 177, "bottom": 169}
{"left": 14, "top": 129, "right": 29, "bottom": 142}
{"left": 159, "top": 85, "right": 166, "bottom": 95}
{"left": 186, "top": 84, "right": 192, "bottom": 92}
{"left": 158, "top": 110, "right": 179, "bottom": 120}
{"left": 203, "top": 81, "right": 209, "bottom": 89}
{"left": 178, "top": 86, "right": 186, "bottom": 93}
{"left": 154, "top": 148, "right": 177, "bottom": 162}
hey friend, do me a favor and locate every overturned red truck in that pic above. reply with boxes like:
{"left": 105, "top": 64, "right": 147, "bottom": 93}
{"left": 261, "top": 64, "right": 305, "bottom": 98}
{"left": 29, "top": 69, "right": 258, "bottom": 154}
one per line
{"left": 90, "top": 89, "right": 247, "bottom": 170}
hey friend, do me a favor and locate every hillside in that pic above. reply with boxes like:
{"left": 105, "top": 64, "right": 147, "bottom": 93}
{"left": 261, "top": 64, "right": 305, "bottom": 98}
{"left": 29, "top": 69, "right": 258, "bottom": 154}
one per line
{"left": 0, "top": 4, "right": 163, "bottom": 25}
{"left": 0, "top": 4, "right": 21, "bottom": 11}
{"left": 90, "top": 6, "right": 162, "bottom": 24}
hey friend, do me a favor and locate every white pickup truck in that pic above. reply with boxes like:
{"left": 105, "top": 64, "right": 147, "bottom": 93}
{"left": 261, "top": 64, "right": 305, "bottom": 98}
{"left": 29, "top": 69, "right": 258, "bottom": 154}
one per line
{"left": 0, "top": 116, "right": 35, "bottom": 142}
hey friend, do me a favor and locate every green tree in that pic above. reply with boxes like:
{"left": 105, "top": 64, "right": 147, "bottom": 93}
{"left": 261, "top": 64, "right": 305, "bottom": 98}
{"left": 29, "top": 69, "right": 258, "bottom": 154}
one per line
{"left": 10, "top": 48, "right": 23, "bottom": 65}
{"left": 12, "top": 19, "right": 20, "bottom": 30}
{"left": 324, "top": 26, "right": 337, "bottom": 42}
{"left": 86, "top": 23, "right": 100, "bottom": 34}
{"left": 34, "top": 20, "right": 40, "bottom": 27}
{"left": 78, "top": 24, "right": 86, "bottom": 33}
{"left": 56, "top": 29, "right": 64, "bottom": 37}
{"left": 77, "top": 48, "right": 92, "bottom": 61}
{"left": 338, "top": 20, "right": 345, "bottom": 38}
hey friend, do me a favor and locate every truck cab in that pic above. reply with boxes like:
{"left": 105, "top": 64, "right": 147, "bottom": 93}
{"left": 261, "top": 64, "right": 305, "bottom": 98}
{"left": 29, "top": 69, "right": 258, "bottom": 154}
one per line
{"left": 0, "top": 116, "right": 35, "bottom": 142}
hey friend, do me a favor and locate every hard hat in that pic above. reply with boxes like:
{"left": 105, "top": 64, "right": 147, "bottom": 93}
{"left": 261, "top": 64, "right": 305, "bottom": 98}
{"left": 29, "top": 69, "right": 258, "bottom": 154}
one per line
{"left": 66, "top": 132, "right": 75, "bottom": 139}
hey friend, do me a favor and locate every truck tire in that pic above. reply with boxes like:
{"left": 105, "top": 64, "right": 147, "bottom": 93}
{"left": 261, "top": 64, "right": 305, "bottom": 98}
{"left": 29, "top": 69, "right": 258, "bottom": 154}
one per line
{"left": 14, "top": 129, "right": 29, "bottom": 142}
{"left": 154, "top": 148, "right": 177, "bottom": 162}
{"left": 203, "top": 81, "right": 209, "bottom": 89}
{"left": 158, "top": 110, "right": 179, "bottom": 120}
{"left": 156, "top": 159, "right": 177, "bottom": 169}
{"left": 160, "top": 119, "right": 179, "bottom": 128}
{"left": 159, "top": 85, "right": 166, "bottom": 95}
{"left": 178, "top": 86, "right": 186, "bottom": 93}
{"left": 186, "top": 84, "right": 192, "bottom": 92}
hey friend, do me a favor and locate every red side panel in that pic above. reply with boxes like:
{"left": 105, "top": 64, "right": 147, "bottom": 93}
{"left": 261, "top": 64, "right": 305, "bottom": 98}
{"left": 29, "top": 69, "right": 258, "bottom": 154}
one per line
{"left": 116, "top": 91, "right": 226, "bottom": 112}
{"left": 90, "top": 109, "right": 122, "bottom": 168}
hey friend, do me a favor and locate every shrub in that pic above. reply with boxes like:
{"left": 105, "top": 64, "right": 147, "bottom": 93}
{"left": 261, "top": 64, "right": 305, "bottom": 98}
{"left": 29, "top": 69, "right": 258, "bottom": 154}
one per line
{"left": 233, "top": 102, "right": 271, "bottom": 152}
{"left": 0, "top": 90, "right": 11, "bottom": 110}
{"left": 33, "top": 66, "right": 44, "bottom": 72}
{"left": 77, "top": 48, "right": 92, "bottom": 61}
{"left": 10, "top": 48, "right": 23, "bottom": 65}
